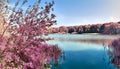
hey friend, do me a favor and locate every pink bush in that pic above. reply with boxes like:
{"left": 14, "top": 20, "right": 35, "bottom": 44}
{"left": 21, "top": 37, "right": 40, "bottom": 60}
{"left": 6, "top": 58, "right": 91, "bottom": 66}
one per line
{"left": 0, "top": 0, "right": 62, "bottom": 69}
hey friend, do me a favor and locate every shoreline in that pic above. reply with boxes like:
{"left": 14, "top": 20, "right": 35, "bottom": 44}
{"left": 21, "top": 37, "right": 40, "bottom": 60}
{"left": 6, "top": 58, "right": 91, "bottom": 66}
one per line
{"left": 49, "top": 22, "right": 120, "bottom": 35}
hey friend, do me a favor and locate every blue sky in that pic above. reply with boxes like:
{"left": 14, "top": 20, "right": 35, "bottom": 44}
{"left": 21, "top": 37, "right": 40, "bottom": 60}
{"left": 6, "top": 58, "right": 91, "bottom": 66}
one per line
{"left": 10, "top": 0, "right": 120, "bottom": 26}
{"left": 53, "top": 0, "right": 120, "bottom": 26}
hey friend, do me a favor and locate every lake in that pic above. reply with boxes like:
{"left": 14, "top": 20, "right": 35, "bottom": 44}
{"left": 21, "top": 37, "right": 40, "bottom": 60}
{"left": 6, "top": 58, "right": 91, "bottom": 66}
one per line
{"left": 46, "top": 34, "right": 120, "bottom": 69}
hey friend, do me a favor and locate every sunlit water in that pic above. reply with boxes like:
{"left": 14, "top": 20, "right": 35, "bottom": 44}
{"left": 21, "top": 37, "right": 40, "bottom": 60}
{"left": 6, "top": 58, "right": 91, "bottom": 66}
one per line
{"left": 46, "top": 34, "right": 120, "bottom": 69}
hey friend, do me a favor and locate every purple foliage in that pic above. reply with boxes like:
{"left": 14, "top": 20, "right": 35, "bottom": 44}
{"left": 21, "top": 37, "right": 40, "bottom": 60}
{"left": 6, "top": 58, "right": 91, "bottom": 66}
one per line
{"left": 0, "top": 0, "right": 62, "bottom": 69}
{"left": 109, "top": 38, "right": 120, "bottom": 67}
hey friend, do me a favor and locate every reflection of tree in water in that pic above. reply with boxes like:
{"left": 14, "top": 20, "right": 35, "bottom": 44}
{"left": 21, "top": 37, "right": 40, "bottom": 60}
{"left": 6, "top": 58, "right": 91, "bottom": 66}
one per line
{"left": 51, "top": 51, "right": 65, "bottom": 69}
{"left": 107, "top": 38, "right": 120, "bottom": 69}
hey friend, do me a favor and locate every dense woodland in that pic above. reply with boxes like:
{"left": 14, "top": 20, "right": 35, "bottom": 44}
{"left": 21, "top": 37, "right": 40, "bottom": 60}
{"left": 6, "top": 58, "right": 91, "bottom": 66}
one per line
{"left": 50, "top": 22, "right": 120, "bottom": 34}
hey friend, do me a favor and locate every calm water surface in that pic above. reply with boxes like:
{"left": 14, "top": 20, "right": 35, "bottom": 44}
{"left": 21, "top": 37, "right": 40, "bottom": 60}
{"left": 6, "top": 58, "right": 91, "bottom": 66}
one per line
{"left": 47, "top": 34, "right": 120, "bottom": 69}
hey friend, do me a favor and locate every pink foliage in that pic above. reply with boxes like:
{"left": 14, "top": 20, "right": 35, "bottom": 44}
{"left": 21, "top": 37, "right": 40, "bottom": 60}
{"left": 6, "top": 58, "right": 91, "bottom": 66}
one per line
{"left": 109, "top": 38, "right": 120, "bottom": 67}
{"left": 0, "top": 0, "right": 62, "bottom": 69}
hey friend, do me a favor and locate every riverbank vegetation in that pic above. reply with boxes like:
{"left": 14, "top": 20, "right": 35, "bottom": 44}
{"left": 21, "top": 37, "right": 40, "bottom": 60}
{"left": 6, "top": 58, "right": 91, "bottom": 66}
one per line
{"left": 49, "top": 22, "right": 120, "bottom": 35}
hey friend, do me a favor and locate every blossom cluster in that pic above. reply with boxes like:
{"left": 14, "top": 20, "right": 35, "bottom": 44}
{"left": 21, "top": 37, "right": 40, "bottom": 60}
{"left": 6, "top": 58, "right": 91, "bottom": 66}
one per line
{"left": 0, "top": 0, "right": 62, "bottom": 69}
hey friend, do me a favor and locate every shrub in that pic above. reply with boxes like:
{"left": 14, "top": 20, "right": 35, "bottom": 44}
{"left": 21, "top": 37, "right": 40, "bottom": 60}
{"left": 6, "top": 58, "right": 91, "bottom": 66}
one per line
{"left": 0, "top": 0, "right": 62, "bottom": 69}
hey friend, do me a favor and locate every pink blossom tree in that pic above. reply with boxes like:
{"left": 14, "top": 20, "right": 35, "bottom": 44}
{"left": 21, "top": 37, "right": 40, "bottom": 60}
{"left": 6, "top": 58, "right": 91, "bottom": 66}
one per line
{"left": 0, "top": 0, "right": 62, "bottom": 69}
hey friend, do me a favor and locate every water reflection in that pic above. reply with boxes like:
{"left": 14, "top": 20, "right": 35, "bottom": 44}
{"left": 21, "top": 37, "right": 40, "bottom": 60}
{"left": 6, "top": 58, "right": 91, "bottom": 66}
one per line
{"left": 48, "top": 40, "right": 105, "bottom": 51}
{"left": 47, "top": 34, "right": 120, "bottom": 69}
{"left": 48, "top": 34, "right": 120, "bottom": 45}
{"left": 106, "top": 38, "right": 120, "bottom": 69}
